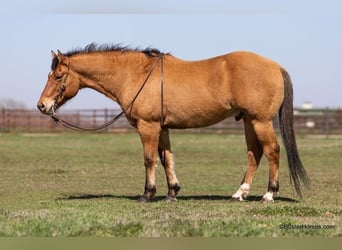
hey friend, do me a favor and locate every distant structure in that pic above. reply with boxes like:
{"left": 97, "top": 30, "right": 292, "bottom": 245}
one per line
{"left": 300, "top": 102, "right": 315, "bottom": 128}
{"left": 302, "top": 101, "right": 313, "bottom": 110}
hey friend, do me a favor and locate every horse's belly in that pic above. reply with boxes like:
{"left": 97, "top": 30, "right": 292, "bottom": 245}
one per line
{"left": 166, "top": 106, "right": 234, "bottom": 129}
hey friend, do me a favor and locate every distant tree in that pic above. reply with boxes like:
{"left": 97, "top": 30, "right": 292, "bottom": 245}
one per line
{"left": 0, "top": 98, "right": 27, "bottom": 109}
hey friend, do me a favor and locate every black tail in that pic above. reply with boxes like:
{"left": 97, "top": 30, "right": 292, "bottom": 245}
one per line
{"left": 279, "top": 68, "right": 310, "bottom": 198}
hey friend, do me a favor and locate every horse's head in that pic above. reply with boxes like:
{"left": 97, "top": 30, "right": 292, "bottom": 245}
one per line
{"left": 37, "top": 50, "right": 81, "bottom": 115}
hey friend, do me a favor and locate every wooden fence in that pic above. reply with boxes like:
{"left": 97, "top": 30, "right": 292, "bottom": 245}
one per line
{"left": 1, "top": 108, "right": 342, "bottom": 135}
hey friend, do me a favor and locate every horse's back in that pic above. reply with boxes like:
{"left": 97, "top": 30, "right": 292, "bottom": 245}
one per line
{"left": 163, "top": 51, "right": 284, "bottom": 128}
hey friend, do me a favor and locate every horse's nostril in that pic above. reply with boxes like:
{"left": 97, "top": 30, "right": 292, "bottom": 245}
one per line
{"left": 37, "top": 102, "right": 45, "bottom": 112}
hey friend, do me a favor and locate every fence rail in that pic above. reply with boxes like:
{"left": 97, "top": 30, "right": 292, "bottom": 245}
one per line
{"left": 1, "top": 108, "right": 342, "bottom": 135}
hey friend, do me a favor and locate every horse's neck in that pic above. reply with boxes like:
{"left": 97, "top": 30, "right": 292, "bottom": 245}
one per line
{"left": 70, "top": 53, "right": 148, "bottom": 105}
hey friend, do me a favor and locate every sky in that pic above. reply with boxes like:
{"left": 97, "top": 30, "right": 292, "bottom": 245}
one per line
{"left": 0, "top": 0, "right": 341, "bottom": 110}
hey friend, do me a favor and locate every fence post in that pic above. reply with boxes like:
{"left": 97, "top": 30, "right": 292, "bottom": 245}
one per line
{"left": 76, "top": 111, "right": 80, "bottom": 126}
{"left": 93, "top": 109, "right": 96, "bottom": 129}
{"left": 6, "top": 110, "right": 11, "bottom": 132}
{"left": 27, "top": 110, "right": 31, "bottom": 132}
{"left": 1, "top": 107, "right": 5, "bottom": 132}
{"left": 105, "top": 108, "right": 108, "bottom": 123}
{"left": 105, "top": 108, "right": 108, "bottom": 132}
{"left": 324, "top": 107, "right": 330, "bottom": 137}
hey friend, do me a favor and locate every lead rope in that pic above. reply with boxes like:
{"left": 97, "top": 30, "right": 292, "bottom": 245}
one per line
{"left": 160, "top": 54, "right": 165, "bottom": 126}
{"left": 51, "top": 110, "right": 124, "bottom": 132}
{"left": 51, "top": 54, "right": 164, "bottom": 132}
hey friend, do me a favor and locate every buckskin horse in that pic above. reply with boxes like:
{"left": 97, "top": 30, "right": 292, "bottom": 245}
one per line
{"left": 37, "top": 43, "right": 310, "bottom": 203}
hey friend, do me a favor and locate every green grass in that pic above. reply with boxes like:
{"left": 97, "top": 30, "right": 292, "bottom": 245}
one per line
{"left": 0, "top": 132, "right": 340, "bottom": 236}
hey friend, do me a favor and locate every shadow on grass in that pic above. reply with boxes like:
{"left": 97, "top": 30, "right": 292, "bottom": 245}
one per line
{"left": 57, "top": 194, "right": 298, "bottom": 203}
{"left": 177, "top": 195, "right": 298, "bottom": 203}
{"left": 57, "top": 194, "right": 140, "bottom": 201}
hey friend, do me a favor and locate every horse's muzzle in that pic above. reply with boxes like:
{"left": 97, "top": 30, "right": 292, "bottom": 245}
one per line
{"left": 37, "top": 102, "right": 46, "bottom": 113}
{"left": 37, "top": 101, "right": 55, "bottom": 115}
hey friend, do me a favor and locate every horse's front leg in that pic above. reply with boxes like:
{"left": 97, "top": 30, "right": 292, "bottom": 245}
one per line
{"left": 137, "top": 121, "right": 161, "bottom": 203}
{"left": 158, "top": 128, "right": 181, "bottom": 202}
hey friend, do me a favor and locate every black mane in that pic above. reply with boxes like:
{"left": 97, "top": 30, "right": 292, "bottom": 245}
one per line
{"left": 65, "top": 43, "right": 162, "bottom": 57}
{"left": 51, "top": 43, "right": 163, "bottom": 71}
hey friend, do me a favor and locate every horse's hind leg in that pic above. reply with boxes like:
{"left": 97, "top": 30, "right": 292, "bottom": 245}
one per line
{"left": 253, "top": 120, "right": 280, "bottom": 203}
{"left": 158, "top": 128, "right": 180, "bottom": 202}
{"left": 231, "top": 117, "right": 263, "bottom": 201}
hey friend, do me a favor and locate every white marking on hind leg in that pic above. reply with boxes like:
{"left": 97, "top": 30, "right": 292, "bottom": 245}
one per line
{"left": 261, "top": 192, "right": 274, "bottom": 202}
{"left": 232, "top": 183, "right": 250, "bottom": 201}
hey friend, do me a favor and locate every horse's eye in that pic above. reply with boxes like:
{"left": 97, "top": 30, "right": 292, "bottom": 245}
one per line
{"left": 55, "top": 75, "right": 63, "bottom": 81}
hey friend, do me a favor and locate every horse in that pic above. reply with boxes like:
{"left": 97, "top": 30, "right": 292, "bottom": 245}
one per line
{"left": 37, "top": 43, "right": 310, "bottom": 203}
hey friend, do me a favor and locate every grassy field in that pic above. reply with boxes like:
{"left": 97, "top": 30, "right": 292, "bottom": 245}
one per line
{"left": 0, "top": 132, "right": 340, "bottom": 237}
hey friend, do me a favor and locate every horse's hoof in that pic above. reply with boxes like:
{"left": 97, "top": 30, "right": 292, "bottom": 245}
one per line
{"left": 261, "top": 192, "right": 275, "bottom": 203}
{"left": 260, "top": 198, "right": 274, "bottom": 203}
{"left": 138, "top": 196, "right": 151, "bottom": 203}
{"left": 164, "top": 196, "right": 177, "bottom": 202}
{"left": 229, "top": 197, "right": 243, "bottom": 202}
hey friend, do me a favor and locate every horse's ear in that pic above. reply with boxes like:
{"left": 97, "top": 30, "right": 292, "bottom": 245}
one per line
{"left": 51, "top": 50, "right": 57, "bottom": 59}
{"left": 57, "top": 50, "right": 67, "bottom": 62}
